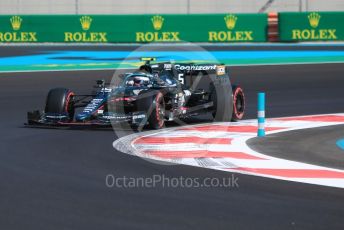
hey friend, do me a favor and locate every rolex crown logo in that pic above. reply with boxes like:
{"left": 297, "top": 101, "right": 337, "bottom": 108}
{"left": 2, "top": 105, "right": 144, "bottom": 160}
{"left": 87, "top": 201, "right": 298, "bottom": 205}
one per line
{"left": 151, "top": 15, "right": 164, "bottom": 30}
{"left": 308, "top": 12, "right": 321, "bottom": 28}
{"left": 224, "top": 14, "right": 237, "bottom": 30}
{"left": 80, "top": 16, "right": 92, "bottom": 31}
{"left": 10, "top": 16, "right": 22, "bottom": 31}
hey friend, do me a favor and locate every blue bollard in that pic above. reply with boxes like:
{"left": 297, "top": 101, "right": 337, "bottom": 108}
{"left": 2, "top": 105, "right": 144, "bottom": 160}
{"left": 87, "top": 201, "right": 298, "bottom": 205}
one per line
{"left": 257, "top": 92, "right": 265, "bottom": 137}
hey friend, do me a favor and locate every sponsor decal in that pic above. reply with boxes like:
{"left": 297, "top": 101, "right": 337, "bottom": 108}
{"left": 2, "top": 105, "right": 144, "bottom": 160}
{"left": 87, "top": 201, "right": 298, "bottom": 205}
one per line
{"left": 102, "top": 115, "right": 127, "bottom": 120}
{"left": 0, "top": 16, "right": 38, "bottom": 42}
{"left": 208, "top": 14, "right": 254, "bottom": 42}
{"left": 152, "top": 15, "right": 164, "bottom": 30}
{"left": 216, "top": 65, "right": 226, "bottom": 75}
{"left": 164, "top": 63, "right": 172, "bottom": 70}
{"left": 133, "top": 89, "right": 143, "bottom": 95}
{"left": 308, "top": 12, "right": 321, "bottom": 28}
{"left": 224, "top": 14, "right": 237, "bottom": 30}
{"left": 100, "top": 88, "right": 112, "bottom": 93}
{"left": 64, "top": 16, "right": 108, "bottom": 42}
{"left": 83, "top": 98, "right": 103, "bottom": 112}
{"left": 175, "top": 64, "right": 217, "bottom": 71}
{"left": 132, "top": 114, "right": 146, "bottom": 119}
{"left": 46, "top": 115, "right": 68, "bottom": 119}
{"left": 136, "top": 15, "right": 180, "bottom": 42}
{"left": 291, "top": 12, "right": 337, "bottom": 40}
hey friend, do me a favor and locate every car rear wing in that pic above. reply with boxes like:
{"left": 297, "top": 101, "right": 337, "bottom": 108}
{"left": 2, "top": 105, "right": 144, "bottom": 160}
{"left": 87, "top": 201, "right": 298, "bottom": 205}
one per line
{"left": 139, "top": 58, "right": 228, "bottom": 77}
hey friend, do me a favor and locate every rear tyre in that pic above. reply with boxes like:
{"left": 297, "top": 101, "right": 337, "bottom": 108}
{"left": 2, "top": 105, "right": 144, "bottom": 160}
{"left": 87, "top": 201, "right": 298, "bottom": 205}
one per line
{"left": 137, "top": 91, "right": 165, "bottom": 129}
{"left": 231, "top": 85, "right": 245, "bottom": 121}
{"left": 209, "top": 83, "right": 233, "bottom": 122}
{"left": 45, "top": 88, "right": 75, "bottom": 121}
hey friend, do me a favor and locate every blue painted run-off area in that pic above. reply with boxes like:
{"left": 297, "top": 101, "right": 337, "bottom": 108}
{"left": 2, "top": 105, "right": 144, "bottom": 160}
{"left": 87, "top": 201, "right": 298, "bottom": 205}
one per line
{"left": 336, "top": 138, "right": 344, "bottom": 151}
{"left": 0, "top": 50, "right": 344, "bottom": 66}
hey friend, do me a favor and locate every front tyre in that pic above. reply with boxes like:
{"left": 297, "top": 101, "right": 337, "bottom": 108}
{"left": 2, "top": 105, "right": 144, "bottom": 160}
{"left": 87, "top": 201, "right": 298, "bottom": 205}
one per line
{"left": 45, "top": 88, "right": 75, "bottom": 121}
{"left": 231, "top": 85, "right": 245, "bottom": 121}
{"left": 138, "top": 91, "right": 165, "bottom": 129}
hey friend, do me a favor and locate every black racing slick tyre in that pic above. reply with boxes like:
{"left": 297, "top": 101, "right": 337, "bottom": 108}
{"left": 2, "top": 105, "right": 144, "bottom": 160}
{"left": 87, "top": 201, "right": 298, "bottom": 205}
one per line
{"left": 45, "top": 88, "right": 75, "bottom": 120}
{"left": 231, "top": 85, "right": 245, "bottom": 121}
{"left": 138, "top": 91, "right": 165, "bottom": 129}
{"left": 210, "top": 83, "right": 233, "bottom": 122}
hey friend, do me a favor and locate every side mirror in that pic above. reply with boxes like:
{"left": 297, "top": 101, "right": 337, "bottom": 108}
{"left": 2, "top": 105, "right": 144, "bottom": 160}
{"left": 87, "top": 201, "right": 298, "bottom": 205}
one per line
{"left": 96, "top": 79, "right": 105, "bottom": 88}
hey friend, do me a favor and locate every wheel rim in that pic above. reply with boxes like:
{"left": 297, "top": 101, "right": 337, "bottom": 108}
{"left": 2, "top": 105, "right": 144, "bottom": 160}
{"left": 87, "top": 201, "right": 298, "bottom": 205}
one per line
{"left": 233, "top": 88, "right": 244, "bottom": 119}
{"left": 65, "top": 92, "right": 75, "bottom": 120}
{"left": 156, "top": 94, "right": 165, "bottom": 127}
{"left": 236, "top": 93, "right": 244, "bottom": 113}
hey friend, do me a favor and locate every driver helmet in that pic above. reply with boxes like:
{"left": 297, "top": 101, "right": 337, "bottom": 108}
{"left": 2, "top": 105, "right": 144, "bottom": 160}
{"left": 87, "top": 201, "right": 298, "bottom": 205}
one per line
{"left": 127, "top": 76, "right": 149, "bottom": 87}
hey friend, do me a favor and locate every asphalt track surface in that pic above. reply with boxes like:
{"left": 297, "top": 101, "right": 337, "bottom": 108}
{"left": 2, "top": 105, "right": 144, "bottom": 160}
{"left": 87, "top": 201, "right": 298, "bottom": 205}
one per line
{"left": 248, "top": 124, "right": 344, "bottom": 170}
{"left": 1, "top": 46, "right": 344, "bottom": 229}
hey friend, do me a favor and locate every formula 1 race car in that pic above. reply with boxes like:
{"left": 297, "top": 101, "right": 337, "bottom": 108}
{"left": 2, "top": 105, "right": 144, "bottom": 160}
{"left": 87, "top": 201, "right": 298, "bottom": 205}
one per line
{"left": 27, "top": 58, "right": 245, "bottom": 129}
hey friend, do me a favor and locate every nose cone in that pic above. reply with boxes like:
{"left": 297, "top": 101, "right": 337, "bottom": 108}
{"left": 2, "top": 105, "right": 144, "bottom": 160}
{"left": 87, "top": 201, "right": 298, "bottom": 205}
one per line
{"left": 75, "top": 113, "right": 89, "bottom": 121}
